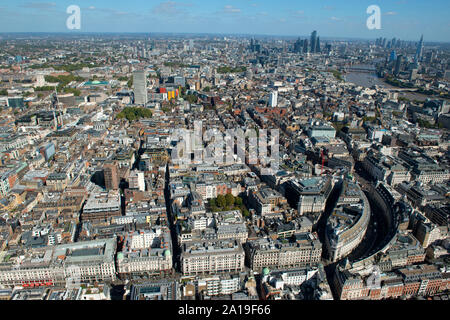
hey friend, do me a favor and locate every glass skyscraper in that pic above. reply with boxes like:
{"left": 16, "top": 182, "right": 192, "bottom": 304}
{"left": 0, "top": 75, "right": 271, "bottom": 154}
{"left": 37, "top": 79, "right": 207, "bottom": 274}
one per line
{"left": 133, "top": 70, "right": 148, "bottom": 105}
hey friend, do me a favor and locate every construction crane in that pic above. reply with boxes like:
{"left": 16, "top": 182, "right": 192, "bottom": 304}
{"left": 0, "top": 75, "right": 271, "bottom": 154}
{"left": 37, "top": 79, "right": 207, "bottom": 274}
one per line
{"left": 52, "top": 86, "right": 63, "bottom": 131}
{"left": 320, "top": 149, "right": 325, "bottom": 175}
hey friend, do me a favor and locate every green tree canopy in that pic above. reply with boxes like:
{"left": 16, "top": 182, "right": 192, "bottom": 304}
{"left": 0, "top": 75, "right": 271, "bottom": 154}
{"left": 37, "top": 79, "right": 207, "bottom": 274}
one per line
{"left": 217, "top": 66, "right": 247, "bottom": 74}
{"left": 117, "top": 107, "right": 152, "bottom": 122}
{"left": 225, "top": 193, "right": 235, "bottom": 207}
{"left": 216, "top": 195, "right": 226, "bottom": 208}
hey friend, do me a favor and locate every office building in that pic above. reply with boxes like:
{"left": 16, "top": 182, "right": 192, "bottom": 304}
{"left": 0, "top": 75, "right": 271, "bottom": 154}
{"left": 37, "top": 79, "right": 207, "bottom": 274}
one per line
{"left": 8, "top": 97, "right": 24, "bottom": 109}
{"left": 0, "top": 238, "right": 117, "bottom": 287}
{"left": 180, "top": 240, "right": 245, "bottom": 275}
{"left": 130, "top": 280, "right": 180, "bottom": 300}
{"left": 104, "top": 162, "right": 119, "bottom": 191}
{"left": 133, "top": 71, "right": 148, "bottom": 105}
{"left": 284, "top": 176, "right": 334, "bottom": 218}
{"left": 128, "top": 169, "right": 145, "bottom": 192}
{"left": 325, "top": 180, "right": 371, "bottom": 262}
{"left": 82, "top": 190, "right": 121, "bottom": 223}
{"left": 269, "top": 91, "right": 278, "bottom": 107}
{"left": 117, "top": 227, "right": 173, "bottom": 275}
{"left": 246, "top": 233, "right": 322, "bottom": 271}
{"left": 310, "top": 31, "right": 317, "bottom": 53}
{"left": 394, "top": 55, "right": 403, "bottom": 76}
{"left": 39, "top": 143, "right": 56, "bottom": 161}
{"left": 415, "top": 35, "right": 424, "bottom": 64}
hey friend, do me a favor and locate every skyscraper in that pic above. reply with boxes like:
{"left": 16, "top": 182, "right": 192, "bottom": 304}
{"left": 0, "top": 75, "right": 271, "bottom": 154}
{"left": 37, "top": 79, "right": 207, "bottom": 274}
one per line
{"left": 249, "top": 38, "right": 261, "bottom": 53}
{"left": 391, "top": 38, "right": 397, "bottom": 48}
{"left": 104, "top": 162, "right": 119, "bottom": 190}
{"left": 294, "top": 38, "right": 303, "bottom": 53}
{"left": 394, "top": 55, "right": 403, "bottom": 76}
{"left": 303, "top": 39, "right": 309, "bottom": 53}
{"left": 269, "top": 91, "right": 278, "bottom": 107}
{"left": 316, "top": 37, "right": 321, "bottom": 53}
{"left": 133, "top": 70, "right": 148, "bottom": 105}
{"left": 389, "top": 50, "right": 397, "bottom": 63}
{"left": 415, "top": 35, "right": 424, "bottom": 64}
{"left": 310, "top": 31, "right": 317, "bottom": 53}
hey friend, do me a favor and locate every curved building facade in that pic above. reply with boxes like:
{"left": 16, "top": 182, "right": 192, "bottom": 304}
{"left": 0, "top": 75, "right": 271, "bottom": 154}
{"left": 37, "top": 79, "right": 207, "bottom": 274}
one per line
{"left": 325, "top": 179, "right": 371, "bottom": 262}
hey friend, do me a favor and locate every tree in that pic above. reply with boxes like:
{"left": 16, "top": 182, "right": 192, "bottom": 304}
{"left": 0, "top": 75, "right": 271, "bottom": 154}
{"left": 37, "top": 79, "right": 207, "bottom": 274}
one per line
{"left": 117, "top": 107, "right": 152, "bottom": 122}
{"left": 209, "top": 198, "right": 217, "bottom": 208}
{"left": 225, "top": 193, "right": 235, "bottom": 207}
{"left": 217, "top": 195, "right": 226, "bottom": 208}
{"left": 217, "top": 66, "right": 247, "bottom": 74}
{"left": 186, "top": 94, "right": 197, "bottom": 104}
{"left": 332, "top": 70, "right": 343, "bottom": 81}
{"left": 63, "top": 87, "right": 81, "bottom": 96}
{"left": 180, "top": 86, "right": 187, "bottom": 97}
{"left": 235, "top": 197, "right": 243, "bottom": 206}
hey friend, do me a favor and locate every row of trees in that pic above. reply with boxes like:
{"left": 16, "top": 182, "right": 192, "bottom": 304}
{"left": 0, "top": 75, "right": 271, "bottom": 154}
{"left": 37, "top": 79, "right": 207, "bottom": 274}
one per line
{"left": 417, "top": 118, "right": 444, "bottom": 129}
{"left": 209, "top": 194, "right": 250, "bottom": 217}
{"left": 35, "top": 86, "right": 56, "bottom": 92}
{"left": 216, "top": 66, "right": 247, "bottom": 74}
{"left": 386, "top": 77, "right": 450, "bottom": 99}
{"left": 385, "top": 76, "right": 415, "bottom": 88}
{"left": 45, "top": 74, "right": 84, "bottom": 85}
{"left": 44, "top": 74, "right": 84, "bottom": 96}
{"left": 332, "top": 70, "right": 343, "bottom": 81}
{"left": 116, "top": 107, "right": 152, "bottom": 122}
{"left": 184, "top": 94, "right": 198, "bottom": 104}
{"left": 62, "top": 87, "right": 81, "bottom": 96}
{"left": 30, "top": 63, "right": 99, "bottom": 72}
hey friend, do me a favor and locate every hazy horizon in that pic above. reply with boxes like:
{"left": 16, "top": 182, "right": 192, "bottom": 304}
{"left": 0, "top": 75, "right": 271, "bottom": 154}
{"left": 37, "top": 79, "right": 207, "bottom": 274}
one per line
{"left": 0, "top": 0, "right": 449, "bottom": 42}
{"left": 1, "top": 31, "right": 449, "bottom": 45}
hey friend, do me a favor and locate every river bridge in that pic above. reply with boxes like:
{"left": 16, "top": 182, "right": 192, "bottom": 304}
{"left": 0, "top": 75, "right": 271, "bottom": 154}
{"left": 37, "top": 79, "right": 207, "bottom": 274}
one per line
{"left": 344, "top": 66, "right": 377, "bottom": 74}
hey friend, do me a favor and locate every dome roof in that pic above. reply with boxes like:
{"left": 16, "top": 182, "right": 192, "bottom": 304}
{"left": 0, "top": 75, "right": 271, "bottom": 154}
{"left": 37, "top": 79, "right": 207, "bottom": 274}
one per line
{"left": 164, "top": 249, "right": 171, "bottom": 257}
{"left": 262, "top": 267, "right": 270, "bottom": 276}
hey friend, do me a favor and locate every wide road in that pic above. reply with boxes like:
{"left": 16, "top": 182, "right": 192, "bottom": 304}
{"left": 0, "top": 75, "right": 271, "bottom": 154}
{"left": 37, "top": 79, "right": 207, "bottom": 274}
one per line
{"left": 318, "top": 164, "right": 390, "bottom": 299}
{"left": 347, "top": 162, "right": 391, "bottom": 261}
{"left": 164, "top": 162, "right": 182, "bottom": 274}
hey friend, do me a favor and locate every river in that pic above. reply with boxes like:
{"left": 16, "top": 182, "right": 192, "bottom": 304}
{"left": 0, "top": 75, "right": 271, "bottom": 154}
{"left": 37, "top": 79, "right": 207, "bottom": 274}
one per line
{"left": 344, "top": 64, "right": 443, "bottom": 102}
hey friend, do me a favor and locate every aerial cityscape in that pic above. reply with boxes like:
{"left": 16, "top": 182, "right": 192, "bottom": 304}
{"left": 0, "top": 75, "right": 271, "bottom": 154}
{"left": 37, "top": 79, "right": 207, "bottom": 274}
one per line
{"left": 0, "top": 1, "right": 449, "bottom": 303}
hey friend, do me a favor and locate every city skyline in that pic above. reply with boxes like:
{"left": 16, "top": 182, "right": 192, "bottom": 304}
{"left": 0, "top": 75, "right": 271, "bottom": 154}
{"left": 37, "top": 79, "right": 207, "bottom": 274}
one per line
{"left": 0, "top": 0, "right": 449, "bottom": 42}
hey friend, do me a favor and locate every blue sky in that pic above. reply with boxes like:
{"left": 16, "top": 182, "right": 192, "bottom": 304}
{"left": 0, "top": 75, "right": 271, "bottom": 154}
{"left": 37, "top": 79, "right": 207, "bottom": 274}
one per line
{"left": 0, "top": 0, "right": 449, "bottom": 42}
